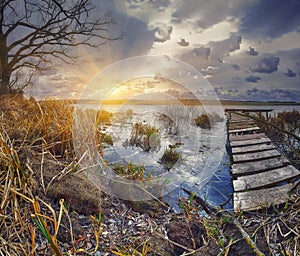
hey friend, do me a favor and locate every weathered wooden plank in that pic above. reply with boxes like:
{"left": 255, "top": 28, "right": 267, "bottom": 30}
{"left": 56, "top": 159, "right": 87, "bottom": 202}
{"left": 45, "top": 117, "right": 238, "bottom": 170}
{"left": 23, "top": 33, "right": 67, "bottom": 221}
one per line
{"left": 232, "top": 149, "right": 281, "bottom": 163}
{"left": 229, "top": 134, "right": 270, "bottom": 143}
{"left": 229, "top": 118, "right": 254, "bottom": 123}
{"left": 229, "top": 115, "right": 253, "bottom": 119}
{"left": 230, "top": 137, "right": 272, "bottom": 147}
{"left": 229, "top": 124, "right": 257, "bottom": 130}
{"left": 229, "top": 120, "right": 255, "bottom": 125}
{"left": 229, "top": 117, "right": 255, "bottom": 122}
{"left": 234, "top": 183, "right": 294, "bottom": 211}
{"left": 233, "top": 165, "right": 300, "bottom": 192}
{"left": 231, "top": 143, "right": 277, "bottom": 154}
{"left": 232, "top": 157, "right": 289, "bottom": 176}
{"left": 229, "top": 115, "right": 254, "bottom": 120}
{"left": 229, "top": 120, "right": 256, "bottom": 125}
{"left": 229, "top": 126, "right": 260, "bottom": 134}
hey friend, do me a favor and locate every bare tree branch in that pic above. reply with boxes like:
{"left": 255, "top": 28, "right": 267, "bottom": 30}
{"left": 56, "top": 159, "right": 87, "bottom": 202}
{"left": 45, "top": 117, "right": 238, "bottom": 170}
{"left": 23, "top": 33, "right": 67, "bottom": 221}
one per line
{"left": 0, "top": 0, "right": 121, "bottom": 94}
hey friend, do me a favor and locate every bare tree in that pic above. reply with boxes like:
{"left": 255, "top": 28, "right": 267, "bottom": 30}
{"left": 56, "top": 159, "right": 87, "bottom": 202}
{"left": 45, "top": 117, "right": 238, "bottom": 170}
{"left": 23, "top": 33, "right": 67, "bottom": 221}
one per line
{"left": 0, "top": 0, "right": 120, "bottom": 94}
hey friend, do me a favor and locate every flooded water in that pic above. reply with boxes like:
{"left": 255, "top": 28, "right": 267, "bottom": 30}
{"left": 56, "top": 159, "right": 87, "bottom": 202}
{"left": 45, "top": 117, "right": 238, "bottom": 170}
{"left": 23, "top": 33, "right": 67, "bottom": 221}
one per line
{"left": 90, "top": 104, "right": 230, "bottom": 212}
{"left": 75, "top": 103, "right": 300, "bottom": 212}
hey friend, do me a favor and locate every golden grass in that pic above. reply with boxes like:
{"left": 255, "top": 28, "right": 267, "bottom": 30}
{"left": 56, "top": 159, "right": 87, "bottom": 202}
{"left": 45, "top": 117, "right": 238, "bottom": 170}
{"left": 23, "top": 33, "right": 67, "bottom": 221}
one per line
{"left": 0, "top": 96, "right": 103, "bottom": 255}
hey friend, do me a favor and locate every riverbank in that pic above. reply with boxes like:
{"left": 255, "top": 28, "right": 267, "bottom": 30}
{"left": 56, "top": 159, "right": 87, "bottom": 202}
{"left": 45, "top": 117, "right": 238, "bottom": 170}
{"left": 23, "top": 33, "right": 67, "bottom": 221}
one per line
{"left": 0, "top": 95, "right": 299, "bottom": 255}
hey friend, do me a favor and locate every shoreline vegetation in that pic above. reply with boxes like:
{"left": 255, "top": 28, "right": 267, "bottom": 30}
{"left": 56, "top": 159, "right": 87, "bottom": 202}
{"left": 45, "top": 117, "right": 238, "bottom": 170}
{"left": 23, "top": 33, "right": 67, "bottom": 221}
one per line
{"left": 0, "top": 94, "right": 299, "bottom": 255}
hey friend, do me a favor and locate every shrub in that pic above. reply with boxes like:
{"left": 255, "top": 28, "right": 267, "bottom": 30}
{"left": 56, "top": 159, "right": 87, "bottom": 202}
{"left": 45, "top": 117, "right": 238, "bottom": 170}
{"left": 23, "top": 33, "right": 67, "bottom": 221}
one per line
{"left": 96, "top": 109, "right": 112, "bottom": 124}
{"left": 194, "top": 114, "right": 211, "bottom": 129}
{"left": 102, "top": 133, "right": 113, "bottom": 145}
{"left": 113, "top": 163, "right": 145, "bottom": 180}
{"left": 160, "top": 148, "right": 181, "bottom": 170}
{"left": 130, "top": 123, "right": 160, "bottom": 152}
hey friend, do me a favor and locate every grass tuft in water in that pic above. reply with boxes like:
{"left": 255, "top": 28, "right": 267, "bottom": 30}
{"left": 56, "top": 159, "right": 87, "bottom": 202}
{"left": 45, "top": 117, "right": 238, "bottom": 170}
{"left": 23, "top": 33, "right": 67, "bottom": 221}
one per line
{"left": 113, "top": 163, "right": 145, "bottom": 180}
{"left": 160, "top": 147, "right": 181, "bottom": 170}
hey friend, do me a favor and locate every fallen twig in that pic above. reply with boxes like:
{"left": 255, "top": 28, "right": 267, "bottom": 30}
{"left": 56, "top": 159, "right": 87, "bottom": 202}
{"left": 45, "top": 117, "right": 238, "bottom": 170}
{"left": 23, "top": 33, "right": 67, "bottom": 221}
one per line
{"left": 182, "top": 187, "right": 266, "bottom": 256}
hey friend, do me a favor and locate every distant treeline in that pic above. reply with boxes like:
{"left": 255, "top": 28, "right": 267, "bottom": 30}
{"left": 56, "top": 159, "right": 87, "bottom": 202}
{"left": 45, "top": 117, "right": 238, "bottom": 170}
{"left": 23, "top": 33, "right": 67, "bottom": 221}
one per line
{"left": 40, "top": 98, "right": 300, "bottom": 106}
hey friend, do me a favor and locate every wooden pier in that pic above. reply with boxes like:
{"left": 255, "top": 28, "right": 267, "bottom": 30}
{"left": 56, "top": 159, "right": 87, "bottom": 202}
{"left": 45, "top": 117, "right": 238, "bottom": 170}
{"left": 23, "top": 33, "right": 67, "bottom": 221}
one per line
{"left": 225, "top": 109, "right": 300, "bottom": 212}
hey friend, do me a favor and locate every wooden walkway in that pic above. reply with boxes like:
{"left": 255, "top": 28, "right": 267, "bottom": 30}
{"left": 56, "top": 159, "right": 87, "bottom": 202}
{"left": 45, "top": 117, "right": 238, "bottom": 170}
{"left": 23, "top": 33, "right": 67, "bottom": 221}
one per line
{"left": 225, "top": 109, "right": 300, "bottom": 212}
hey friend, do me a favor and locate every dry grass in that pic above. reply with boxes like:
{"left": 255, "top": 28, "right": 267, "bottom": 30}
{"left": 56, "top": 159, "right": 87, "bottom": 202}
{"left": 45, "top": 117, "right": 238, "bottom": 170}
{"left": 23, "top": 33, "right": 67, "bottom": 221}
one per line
{"left": 1, "top": 95, "right": 299, "bottom": 255}
{"left": 0, "top": 95, "right": 103, "bottom": 255}
{"left": 0, "top": 129, "right": 35, "bottom": 255}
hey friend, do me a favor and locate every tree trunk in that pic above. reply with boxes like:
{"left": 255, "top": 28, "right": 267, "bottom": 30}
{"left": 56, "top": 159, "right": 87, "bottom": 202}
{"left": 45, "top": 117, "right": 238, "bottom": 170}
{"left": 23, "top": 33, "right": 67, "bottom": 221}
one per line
{"left": 0, "top": 32, "right": 11, "bottom": 94}
{"left": 0, "top": 75, "right": 11, "bottom": 94}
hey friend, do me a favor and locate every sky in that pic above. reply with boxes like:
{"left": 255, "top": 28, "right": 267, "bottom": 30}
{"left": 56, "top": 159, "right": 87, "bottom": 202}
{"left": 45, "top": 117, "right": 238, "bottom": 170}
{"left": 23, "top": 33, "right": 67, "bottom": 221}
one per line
{"left": 27, "top": 0, "right": 300, "bottom": 102}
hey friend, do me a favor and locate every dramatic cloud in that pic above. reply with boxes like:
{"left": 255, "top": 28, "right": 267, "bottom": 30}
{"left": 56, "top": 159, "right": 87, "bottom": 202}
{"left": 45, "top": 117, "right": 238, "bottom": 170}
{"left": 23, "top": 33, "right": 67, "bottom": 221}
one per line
{"left": 240, "top": 0, "right": 300, "bottom": 38}
{"left": 177, "top": 38, "right": 189, "bottom": 47}
{"left": 113, "top": 15, "right": 155, "bottom": 58}
{"left": 200, "top": 66, "right": 218, "bottom": 77}
{"left": 209, "top": 33, "right": 242, "bottom": 58}
{"left": 216, "top": 87, "right": 300, "bottom": 102}
{"left": 245, "top": 88, "right": 300, "bottom": 102}
{"left": 231, "top": 64, "right": 240, "bottom": 70}
{"left": 284, "top": 68, "right": 297, "bottom": 77}
{"left": 149, "top": 0, "right": 170, "bottom": 11}
{"left": 153, "top": 24, "right": 173, "bottom": 42}
{"left": 179, "top": 47, "right": 211, "bottom": 69}
{"left": 171, "top": 1, "right": 229, "bottom": 27}
{"left": 193, "top": 47, "right": 211, "bottom": 60}
{"left": 245, "top": 75, "right": 261, "bottom": 83}
{"left": 232, "top": 76, "right": 241, "bottom": 85}
{"left": 24, "top": 0, "right": 300, "bottom": 102}
{"left": 250, "top": 56, "right": 280, "bottom": 73}
{"left": 217, "top": 58, "right": 225, "bottom": 64}
{"left": 247, "top": 46, "right": 258, "bottom": 56}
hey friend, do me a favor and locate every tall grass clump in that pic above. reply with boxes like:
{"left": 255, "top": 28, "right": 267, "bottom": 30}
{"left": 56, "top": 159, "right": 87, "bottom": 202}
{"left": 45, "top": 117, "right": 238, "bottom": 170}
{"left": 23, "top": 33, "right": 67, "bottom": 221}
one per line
{"left": 0, "top": 96, "right": 74, "bottom": 159}
{"left": 0, "top": 95, "right": 104, "bottom": 255}
{"left": 129, "top": 122, "right": 160, "bottom": 152}
{"left": 0, "top": 129, "right": 36, "bottom": 255}
{"left": 112, "top": 163, "right": 145, "bottom": 180}
{"left": 160, "top": 148, "right": 181, "bottom": 170}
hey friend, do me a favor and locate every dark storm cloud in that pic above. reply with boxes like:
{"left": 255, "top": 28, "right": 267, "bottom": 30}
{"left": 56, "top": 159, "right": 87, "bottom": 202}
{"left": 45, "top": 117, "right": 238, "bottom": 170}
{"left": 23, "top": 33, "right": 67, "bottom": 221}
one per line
{"left": 231, "top": 64, "right": 240, "bottom": 71}
{"left": 217, "top": 58, "right": 225, "bottom": 64}
{"left": 245, "top": 75, "right": 261, "bottom": 83}
{"left": 115, "top": 15, "right": 155, "bottom": 58}
{"left": 177, "top": 38, "right": 189, "bottom": 47}
{"left": 284, "top": 68, "right": 297, "bottom": 77}
{"left": 171, "top": 1, "right": 229, "bottom": 27}
{"left": 217, "top": 87, "right": 300, "bottom": 102}
{"left": 245, "top": 88, "right": 300, "bottom": 102}
{"left": 193, "top": 47, "right": 211, "bottom": 60}
{"left": 250, "top": 56, "right": 280, "bottom": 73}
{"left": 209, "top": 34, "right": 242, "bottom": 57}
{"left": 92, "top": 1, "right": 155, "bottom": 59}
{"left": 240, "top": 0, "right": 300, "bottom": 38}
{"left": 247, "top": 47, "right": 258, "bottom": 56}
{"left": 232, "top": 76, "right": 240, "bottom": 85}
{"left": 153, "top": 24, "right": 173, "bottom": 42}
